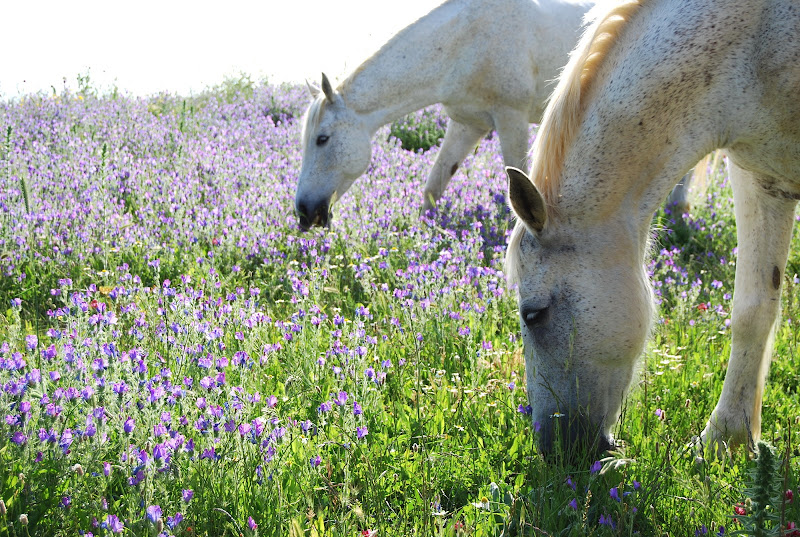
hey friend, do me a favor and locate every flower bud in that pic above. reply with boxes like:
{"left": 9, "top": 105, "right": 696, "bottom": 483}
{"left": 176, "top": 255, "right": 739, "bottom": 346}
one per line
{"left": 0, "top": 499, "right": 6, "bottom": 515}
{"left": 19, "top": 514, "right": 29, "bottom": 525}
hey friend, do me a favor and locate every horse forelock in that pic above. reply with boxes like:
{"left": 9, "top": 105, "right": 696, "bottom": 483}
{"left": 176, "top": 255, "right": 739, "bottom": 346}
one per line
{"left": 504, "top": 220, "right": 527, "bottom": 288}
{"left": 301, "top": 95, "right": 327, "bottom": 152}
{"left": 529, "top": 0, "right": 646, "bottom": 210}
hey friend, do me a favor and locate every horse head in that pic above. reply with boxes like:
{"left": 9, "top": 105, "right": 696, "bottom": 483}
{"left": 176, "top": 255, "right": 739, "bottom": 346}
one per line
{"left": 506, "top": 167, "right": 654, "bottom": 458}
{"left": 295, "top": 73, "right": 372, "bottom": 231}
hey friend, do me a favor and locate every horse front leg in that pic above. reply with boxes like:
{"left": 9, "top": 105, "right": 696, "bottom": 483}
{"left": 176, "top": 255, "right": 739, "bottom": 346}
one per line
{"left": 422, "top": 119, "right": 487, "bottom": 213}
{"left": 700, "top": 163, "right": 797, "bottom": 454}
{"left": 494, "top": 109, "right": 532, "bottom": 177}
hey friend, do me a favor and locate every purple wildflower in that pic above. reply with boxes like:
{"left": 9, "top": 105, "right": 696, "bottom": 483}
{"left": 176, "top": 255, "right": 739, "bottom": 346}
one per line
{"left": 146, "top": 504, "right": 162, "bottom": 523}
{"left": 123, "top": 417, "right": 135, "bottom": 434}
{"left": 105, "top": 514, "right": 124, "bottom": 533}
{"left": 167, "top": 512, "right": 183, "bottom": 529}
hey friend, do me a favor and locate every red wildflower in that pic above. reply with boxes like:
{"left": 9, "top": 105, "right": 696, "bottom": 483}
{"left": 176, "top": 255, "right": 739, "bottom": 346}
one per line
{"left": 697, "top": 302, "right": 709, "bottom": 311}
{"left": 787, "top": 489, "right": 794, "bottom": 503}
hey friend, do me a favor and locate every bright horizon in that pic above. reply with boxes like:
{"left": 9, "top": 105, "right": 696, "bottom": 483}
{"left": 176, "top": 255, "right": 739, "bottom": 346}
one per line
{"left": 2, "top": 0, "right": 437, "bottom": 98}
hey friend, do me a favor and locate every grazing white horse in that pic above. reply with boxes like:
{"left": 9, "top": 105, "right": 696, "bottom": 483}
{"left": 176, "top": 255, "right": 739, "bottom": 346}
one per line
{"left": 294, "top": 0, "right": 592, "bottom": 230}
{"left": 506, "top": 0, "right": 799, "bottom": 456}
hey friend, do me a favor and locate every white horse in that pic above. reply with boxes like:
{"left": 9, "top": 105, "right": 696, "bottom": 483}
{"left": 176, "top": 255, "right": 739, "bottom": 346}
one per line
{"left": 506, "top": 0, "right": 799, "bottom": 456}
{"left": 294, "top": 0, "right": 592, "bottom": 230}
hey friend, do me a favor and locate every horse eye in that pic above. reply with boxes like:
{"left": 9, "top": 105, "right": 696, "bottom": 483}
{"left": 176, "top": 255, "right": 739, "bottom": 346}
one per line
{"left": 316, "top": 135, "right": 329, "bottom": 146}
{"left": 523, "top": 306, "right": 550, "bottom": 328}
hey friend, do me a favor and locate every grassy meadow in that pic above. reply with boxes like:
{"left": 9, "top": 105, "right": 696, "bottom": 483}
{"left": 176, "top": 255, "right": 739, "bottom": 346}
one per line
{"left": 0, "top": 78, "right": 799, "bottom": 536}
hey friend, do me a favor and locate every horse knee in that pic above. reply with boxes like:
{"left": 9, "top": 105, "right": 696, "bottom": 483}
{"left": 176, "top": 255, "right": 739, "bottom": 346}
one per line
{"left": 729, "top": 298, "right": 780, "bottom": 341}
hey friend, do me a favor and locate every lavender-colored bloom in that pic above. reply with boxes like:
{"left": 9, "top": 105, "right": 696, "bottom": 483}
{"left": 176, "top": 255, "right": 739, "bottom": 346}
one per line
{"left": 59, "top": 429, "right": 73, "bottom": 454}
{"left": 11, "top": 432, "right": 27, "bottom": 445}
{"left": 153, "top": 443, "right": 167, "bottom": 460}
{"left": 310, "top": 455, "right": 322, "bottom": 467}
{"left": 103, "top": 462, "right": 112, "bottom": 476}
{"left": 248, "top": 516, "right": 258, "bottom": 530}
{"left": 167, "top": 512, "right": 183, "bottom": 529}
{"left": 568, "top": 498, "right": 578, "bottom": 510}
{"left": 609, "top": 487, "right": 621, "bottom": 502}
{"left": 356, "top": 426, "right": 368, "bottom": 439}
{"left": 332, "top": 391, "right": 348, "bottom": 406}
{"left": 590, "top": 460, "right": 602, "bottom": 474}
{"left": 123, "top": 417, "right": 135, "bottom": 434}
{"left": 25, "top": 335, "right": 38, "bottom": 351}
{"left": 182, "top": 489, "right": 194, "bottom": 503}
{"left": 105, "top": 514, "right": 124, "bottom": 533}
{"left": 146, "top": 504, "right": 162, "bottom": 523}
{"left": 598, "top": 514, "right": 615, "bottom": 528}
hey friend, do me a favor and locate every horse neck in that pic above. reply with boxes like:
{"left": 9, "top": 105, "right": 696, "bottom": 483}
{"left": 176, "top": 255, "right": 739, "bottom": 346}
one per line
{"left": 556, "top": 0, "right": 730, "bottom": 236}
{"left": 337, "top": 4, "right": 459, "bottom": 131}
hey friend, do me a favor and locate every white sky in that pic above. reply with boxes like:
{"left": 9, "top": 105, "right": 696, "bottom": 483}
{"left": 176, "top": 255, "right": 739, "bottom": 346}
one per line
{"left": 2, "top": 0, "right": 437, "bottom": 98}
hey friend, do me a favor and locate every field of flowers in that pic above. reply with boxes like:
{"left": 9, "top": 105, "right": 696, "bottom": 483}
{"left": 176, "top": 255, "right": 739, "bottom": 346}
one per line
{"left": 1, "top": 79, "right": 799, "bottom": 537}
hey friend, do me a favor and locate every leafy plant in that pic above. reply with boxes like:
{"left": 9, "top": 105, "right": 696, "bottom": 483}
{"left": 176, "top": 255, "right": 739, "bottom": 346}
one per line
{"left": 389, "top": 107, "right": 447, "bottom": 152}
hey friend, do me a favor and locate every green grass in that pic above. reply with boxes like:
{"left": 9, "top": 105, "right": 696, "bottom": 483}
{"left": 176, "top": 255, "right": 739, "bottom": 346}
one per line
{"left": 0, "top": 86, "right": 799, "bottom": 537}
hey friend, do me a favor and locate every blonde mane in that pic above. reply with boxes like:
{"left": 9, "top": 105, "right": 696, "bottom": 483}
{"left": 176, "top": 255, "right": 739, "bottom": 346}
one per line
{"left": 506, "top": 0, "right": 646, "bottom": 286}
{"left": 531, "top": 0, "right": 645, "bottom": 207}
{"left": 301, "top": 95, "right": 327, "bottom": 152}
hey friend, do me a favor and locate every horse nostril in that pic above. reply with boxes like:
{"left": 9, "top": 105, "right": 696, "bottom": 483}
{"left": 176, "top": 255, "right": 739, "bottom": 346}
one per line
{"left": 297, "top": 202, "right": 312, "bottom": 230}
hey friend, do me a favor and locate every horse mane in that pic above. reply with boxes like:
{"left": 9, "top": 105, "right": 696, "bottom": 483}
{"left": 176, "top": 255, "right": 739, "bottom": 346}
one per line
{"left": 301, "top": 95, "right": 327, "bottom": 152}
{"left": 531, "top": 0, "right": 645, "bottom": 207}
{"left": 506, "top": 0, "right": 646, "bottom": 287}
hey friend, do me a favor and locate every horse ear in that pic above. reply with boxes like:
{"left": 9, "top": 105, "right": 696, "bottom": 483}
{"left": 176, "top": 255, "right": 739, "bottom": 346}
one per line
{"left": 321, "top": 73, "right": 335, "bottom": 102}
{"left": 306, "top": 79, "right": 320, "bottom": 98}
{"left": 507, "top": 167, "right": 547, "bottom": 232}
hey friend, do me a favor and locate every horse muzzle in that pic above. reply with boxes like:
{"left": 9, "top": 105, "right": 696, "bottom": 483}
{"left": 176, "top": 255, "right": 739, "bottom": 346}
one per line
{"left": 296, "top": 198, "right": 331, "bottom": 231}
{"left": 535, "top": 411, "right": 614, "bottom": 463}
